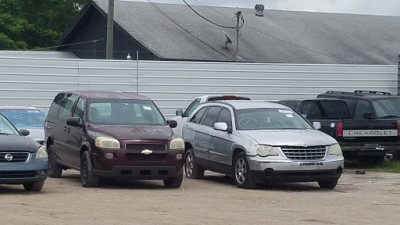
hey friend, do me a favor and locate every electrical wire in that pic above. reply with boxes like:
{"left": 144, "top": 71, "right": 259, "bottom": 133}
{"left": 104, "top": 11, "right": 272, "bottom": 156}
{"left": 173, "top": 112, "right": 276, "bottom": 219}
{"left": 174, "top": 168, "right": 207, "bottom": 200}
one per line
{"left": 182, "top": 0, "right": 236, "bottom": 29}
{"left": 31, "top": 38, "right": 105, "bottom": 51}
{"left": 190, "top": 0, "right": 343, "bottom": 61}
{"left": 147, "top": 0, "right": 233, "bottom": 60}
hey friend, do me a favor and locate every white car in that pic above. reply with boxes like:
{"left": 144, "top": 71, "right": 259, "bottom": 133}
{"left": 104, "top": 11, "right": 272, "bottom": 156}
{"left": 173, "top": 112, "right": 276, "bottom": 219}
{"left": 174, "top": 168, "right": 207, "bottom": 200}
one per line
{"left": 171, "top": 95, "right": 251, "bottom": 136}
{"left": 182, "top": 100, "right": 344, "bottom": 189}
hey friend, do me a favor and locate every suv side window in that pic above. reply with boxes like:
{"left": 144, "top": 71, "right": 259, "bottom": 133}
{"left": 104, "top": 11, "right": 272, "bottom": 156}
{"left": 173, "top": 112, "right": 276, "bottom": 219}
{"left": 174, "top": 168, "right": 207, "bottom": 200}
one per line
{"left": 216, "top": 108, "right": 232, "bottom": 127}
{"left": 301, "top": 101, "right": 322, "bottom": 119}
{"left": 73, "top": 98, "right": 85, "bottom": 119}
{"left": 201, "top": 107, "right": 222, "bottom": 127}
{"left": 189, "top": 107, "right": 208, "bottom": 124}
{"left": 59, "top": 94, "right": 78, "bottom": 119}
{"left": 183, "top": 98, "right": 201, "bottom": 117}
{"left": 354, "top": 100, "right": 372, "bottom": 119}
{"left": 48, "top": 93, "right": 65, "bottom": 117}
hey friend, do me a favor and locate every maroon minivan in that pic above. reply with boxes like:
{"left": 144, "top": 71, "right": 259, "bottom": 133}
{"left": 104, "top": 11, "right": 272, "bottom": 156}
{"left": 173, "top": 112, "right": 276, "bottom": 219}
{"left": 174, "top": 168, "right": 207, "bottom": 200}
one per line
{"left": 44, "top": 91, "right": 184, "bottom": 188}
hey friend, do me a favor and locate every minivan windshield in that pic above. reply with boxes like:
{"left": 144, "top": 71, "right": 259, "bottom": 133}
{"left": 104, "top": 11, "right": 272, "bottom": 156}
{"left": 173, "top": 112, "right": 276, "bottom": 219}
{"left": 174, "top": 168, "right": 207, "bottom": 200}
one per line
{"left": 0, "top": 114, "right": 19, "bottom": 135}
{"left": 88, "top": 100, "right": 166, "bottom": 125}
{"left": 235, "top": 108, "right": 313, "bottom": 130}
{"left": 372, "top": 98, "right": 400, "bottom": 118}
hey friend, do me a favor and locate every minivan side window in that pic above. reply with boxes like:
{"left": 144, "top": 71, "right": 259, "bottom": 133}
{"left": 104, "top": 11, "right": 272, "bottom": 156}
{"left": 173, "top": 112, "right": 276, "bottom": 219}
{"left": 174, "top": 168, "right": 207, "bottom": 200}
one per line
{"left": 189, "top": 107, "right": 208, "bottom": 124}
{"left": 201, "top": 107, "right": 222, "bottom": 127}
{"left": 73, "top": 98, "right": 85, "bottom": 119}
{"left": 216, "top": 108, "right": 232, "bottom": 127}
{"left": 59, "top": 94, "right": 78, "bottom": 119}
{"left": 48, "top": 93, "right": 65, "bottom": 117}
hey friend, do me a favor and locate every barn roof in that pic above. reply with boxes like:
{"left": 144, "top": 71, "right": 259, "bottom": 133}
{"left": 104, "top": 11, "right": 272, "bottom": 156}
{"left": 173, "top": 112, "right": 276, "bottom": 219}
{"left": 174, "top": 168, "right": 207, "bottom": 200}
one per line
{"left": 60, "top": 0, "right": 400, "bottom": 64}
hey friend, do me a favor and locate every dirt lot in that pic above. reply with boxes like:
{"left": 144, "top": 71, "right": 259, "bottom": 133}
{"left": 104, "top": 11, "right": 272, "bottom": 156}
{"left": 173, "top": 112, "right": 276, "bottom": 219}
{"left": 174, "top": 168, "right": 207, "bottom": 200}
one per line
{"left": 1, "top": 169, "right": 399, "bottom": 225}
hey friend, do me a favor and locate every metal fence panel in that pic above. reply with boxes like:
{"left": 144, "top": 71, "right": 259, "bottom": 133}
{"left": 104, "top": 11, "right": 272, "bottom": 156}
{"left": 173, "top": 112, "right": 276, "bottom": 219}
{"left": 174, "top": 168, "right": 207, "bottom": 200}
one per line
{"left": 0, "top": 56, "right": 397, "bottom": 118}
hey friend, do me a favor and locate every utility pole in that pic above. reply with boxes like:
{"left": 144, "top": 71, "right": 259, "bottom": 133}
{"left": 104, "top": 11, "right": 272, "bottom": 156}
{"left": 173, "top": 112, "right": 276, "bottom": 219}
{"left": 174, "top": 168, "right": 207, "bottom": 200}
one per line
{"left": 235, "top": 11, "right": 242, "bottom": 58}
{"left": 106, "top": 0, "right": 114, "bottom": 59}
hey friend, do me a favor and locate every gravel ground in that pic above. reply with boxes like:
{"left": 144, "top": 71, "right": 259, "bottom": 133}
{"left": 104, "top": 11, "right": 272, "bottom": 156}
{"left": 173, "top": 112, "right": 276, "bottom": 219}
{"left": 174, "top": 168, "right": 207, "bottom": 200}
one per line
{"left": 1, "top": 169, "right": 399, "bottom": 225}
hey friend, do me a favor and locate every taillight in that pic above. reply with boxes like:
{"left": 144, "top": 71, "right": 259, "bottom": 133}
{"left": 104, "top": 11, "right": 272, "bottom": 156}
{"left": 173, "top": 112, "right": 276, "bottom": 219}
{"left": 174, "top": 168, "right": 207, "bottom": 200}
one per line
{"left": 397, "top": 123, "right": 400, "bottom": 136}
{"left": 336, "top": 122, "right": 343, "bottom": 137}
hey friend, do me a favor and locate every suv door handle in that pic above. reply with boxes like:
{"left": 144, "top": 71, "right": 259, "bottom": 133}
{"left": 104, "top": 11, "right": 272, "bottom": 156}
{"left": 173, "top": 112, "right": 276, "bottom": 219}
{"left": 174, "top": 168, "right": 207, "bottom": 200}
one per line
{"left": 63, "top": 126, "right": 67, "bottom": 132}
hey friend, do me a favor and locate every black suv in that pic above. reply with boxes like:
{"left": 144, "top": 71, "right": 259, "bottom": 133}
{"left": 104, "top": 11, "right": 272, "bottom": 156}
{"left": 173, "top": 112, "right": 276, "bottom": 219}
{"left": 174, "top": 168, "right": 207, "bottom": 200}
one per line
{"left": 317, "top": 90, "right": 400, "bottom": 158}
{"left": 44, "top": 91, "right": 184, "bottom": 188}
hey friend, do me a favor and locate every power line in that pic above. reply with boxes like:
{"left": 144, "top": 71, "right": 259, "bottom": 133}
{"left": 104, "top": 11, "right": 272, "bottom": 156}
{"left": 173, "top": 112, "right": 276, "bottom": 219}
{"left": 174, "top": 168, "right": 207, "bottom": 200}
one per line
{"left": 191, "top": 0, "right": 343, "bottom": 61}
{"left": 31, "top": 38, "right": 105, "bottom": 51}
{"left": 147, "top": 0, "right": 232, "bottom": 60}
{"left": 182, "top": 0, "right": 236, "bottom": 29}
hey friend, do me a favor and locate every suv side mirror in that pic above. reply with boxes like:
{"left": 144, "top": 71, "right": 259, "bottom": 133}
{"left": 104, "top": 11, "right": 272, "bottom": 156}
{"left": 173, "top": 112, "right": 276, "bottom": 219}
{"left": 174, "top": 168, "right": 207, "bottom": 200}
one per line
{"left": 363, "top": 112, "right": 375, "bottom": 119}
{"left": 19, "top": 129, "right": 30, "bottom": 136}
{"left": 67, "top": 117, "right": 83, "bottom": 127}
{"left": 168, "top": 120, "right": 178, "bottom": 128}
{"left": 214, "top": 122, "right": 232, "bottom": 133}
{"left": 313, "top": 122, "right": 321, "bottom": 130}
{"left": 176, "top": 109, "right": 183, "bottom": 117}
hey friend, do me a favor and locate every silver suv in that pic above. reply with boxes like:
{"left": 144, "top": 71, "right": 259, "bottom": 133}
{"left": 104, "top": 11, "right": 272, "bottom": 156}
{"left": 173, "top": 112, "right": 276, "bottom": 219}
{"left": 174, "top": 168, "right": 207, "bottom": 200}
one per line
{"left": 182, "top": 101, "right": 344, "bottom": 189}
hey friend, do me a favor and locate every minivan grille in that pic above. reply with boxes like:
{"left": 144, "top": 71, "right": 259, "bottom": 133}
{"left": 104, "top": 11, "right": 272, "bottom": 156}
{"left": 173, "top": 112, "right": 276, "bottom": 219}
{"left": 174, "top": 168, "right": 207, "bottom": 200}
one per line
{"left": 281, "top": 146, "right": 326, "bottom": 160}
{"left": 0, "top": 152, "right": 29, "bottom": 163}
{"left": 125, "top": 144, "right": 166, "bottom": 151}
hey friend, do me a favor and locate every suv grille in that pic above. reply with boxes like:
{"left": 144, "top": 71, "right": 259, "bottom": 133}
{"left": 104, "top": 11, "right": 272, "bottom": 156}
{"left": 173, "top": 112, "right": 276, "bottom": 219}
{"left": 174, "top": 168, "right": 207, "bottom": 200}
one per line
{"left": 0, "top": 152, "right": 30, "bottom": 163}
{"left": 125, "top": 144, "right": 166, "bottom": 151}
{"left": 281, "top": 146, "right": 326, "bottom": 160}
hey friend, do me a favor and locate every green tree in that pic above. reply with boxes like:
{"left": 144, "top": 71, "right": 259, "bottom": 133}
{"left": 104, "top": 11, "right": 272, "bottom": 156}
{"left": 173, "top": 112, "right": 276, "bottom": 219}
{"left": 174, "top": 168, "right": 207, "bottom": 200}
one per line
{"left": 0, "top": 0, "right": 89, "bottom": 50}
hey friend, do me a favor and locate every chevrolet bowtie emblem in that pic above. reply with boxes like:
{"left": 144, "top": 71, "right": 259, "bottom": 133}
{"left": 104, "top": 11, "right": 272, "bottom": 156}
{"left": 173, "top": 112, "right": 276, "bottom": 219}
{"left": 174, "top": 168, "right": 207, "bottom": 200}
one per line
{"left": 141, "top": 149, "right": 153, "bottom": 155}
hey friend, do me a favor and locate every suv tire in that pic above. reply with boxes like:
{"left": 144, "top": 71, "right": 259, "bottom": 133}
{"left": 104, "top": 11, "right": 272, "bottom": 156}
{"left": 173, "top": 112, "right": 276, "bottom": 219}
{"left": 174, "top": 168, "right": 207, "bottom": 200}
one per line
{"left": 163, "top": 169, "right": 183, "bottom": 188}
{"left": 233, "top": 152, "right": 256, "bottom": 189}
{"left": 184, "top": 148, "right": 204, "bottom": 179}
{"left": 80, "top": 151, "right": 99, "bottom": 187}
{"left": 47, "top": 145, "right": 62, "bottom": 178}
{"left": 23, "top": 180, "right": 45, "bottom": 192}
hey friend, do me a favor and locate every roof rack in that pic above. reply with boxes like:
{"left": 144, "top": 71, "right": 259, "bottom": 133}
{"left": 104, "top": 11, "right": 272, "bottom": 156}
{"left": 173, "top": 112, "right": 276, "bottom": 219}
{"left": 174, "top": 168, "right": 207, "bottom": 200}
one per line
{"left": 354, "top": 90, "right": 392, "bottom": 95}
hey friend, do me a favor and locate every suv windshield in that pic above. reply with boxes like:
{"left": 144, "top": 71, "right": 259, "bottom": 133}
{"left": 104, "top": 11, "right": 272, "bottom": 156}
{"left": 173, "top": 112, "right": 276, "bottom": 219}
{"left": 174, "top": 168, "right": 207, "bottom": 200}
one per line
{"left": 88, "top": 99, "right": 166, "bottom": 125}
{"left": 372, "top": 98, "right": 400, "bottom": 118}
{"left": 0, "top": 114, "right": 19, "bottom": 135}
{"left": 0, "top": 109, "right": 46, "bottom": 127}
{"left": 235, "top": 108, "right": 313, "bottom": 130}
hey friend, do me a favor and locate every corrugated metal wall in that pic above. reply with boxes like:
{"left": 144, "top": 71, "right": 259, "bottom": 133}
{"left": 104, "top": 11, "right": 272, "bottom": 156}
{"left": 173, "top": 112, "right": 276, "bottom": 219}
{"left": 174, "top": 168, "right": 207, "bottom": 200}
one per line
{"left": 0, "top": 56, "right": 398, "bottom": 118}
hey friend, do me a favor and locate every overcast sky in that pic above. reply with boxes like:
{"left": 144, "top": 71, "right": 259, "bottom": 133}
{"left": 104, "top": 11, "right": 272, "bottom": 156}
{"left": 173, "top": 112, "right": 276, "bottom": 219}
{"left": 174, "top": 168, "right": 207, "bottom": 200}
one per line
{"left": 126, "top": 0, "right": 400, "bottom": 16}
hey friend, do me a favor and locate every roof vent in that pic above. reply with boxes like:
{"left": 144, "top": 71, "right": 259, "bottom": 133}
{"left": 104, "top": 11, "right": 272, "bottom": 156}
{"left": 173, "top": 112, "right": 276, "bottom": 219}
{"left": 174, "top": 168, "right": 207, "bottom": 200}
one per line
{"left": 255, "top": 4, "right": 265, "bottom": 17}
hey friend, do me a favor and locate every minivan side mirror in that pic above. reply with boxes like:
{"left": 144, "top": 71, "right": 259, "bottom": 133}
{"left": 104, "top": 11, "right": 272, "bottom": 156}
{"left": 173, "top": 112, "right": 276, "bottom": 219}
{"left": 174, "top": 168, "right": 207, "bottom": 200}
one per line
{"left": 176, "top": 109, "right": 183, "bottom": 117}
{"left": 67, "top": 117, "right": 83, "bottom": 127}
{"left": 363, "top": 112, "right": 375, "bottom": 119}
{"left": 168, "top": 120, "right": 178, "bottom": 128}
{"left": 313, "top": 122, "right": 321, "bottom": 130}
{"left": 19, "top": 129, "right": 30, "bottom": 136}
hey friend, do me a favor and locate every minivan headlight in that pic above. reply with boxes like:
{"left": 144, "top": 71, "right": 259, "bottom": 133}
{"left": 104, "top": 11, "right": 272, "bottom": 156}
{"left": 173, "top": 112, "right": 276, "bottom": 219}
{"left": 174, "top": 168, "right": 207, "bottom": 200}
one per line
{"left": 256, "top": 145, "right": 279, "bottom": 157}
{"left": 36, "top": 145, "right": 48, "bottom": 159}
{"left": 328, "top": 143, "right": 342, "bottom": 156}
{"left": 170, "top": 138, "right": 184, "bottom": 150}
{"left": 95, "top": 137, "right": 120, "bottom": 149}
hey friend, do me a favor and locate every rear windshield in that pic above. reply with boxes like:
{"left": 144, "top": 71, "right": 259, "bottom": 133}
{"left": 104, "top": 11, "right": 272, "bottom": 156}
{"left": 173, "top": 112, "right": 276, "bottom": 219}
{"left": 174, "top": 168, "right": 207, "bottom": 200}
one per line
{"left": 88, "top": 100, "right": 166, "bottom": 126}
{"left": 0, "top": 109, "right": 46, "bottom": 127}
{"left": 301, "top": 100, "right": 351, "bottom": 119}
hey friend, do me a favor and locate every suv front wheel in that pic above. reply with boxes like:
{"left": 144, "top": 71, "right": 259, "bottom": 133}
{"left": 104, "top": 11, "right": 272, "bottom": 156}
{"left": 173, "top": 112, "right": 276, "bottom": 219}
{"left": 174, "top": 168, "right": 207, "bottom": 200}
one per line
{"left": 80, "top": 151, "right": 99, "bottom": 187}
{"left": 233, "top": 152, "right": 256, "bottom": 189}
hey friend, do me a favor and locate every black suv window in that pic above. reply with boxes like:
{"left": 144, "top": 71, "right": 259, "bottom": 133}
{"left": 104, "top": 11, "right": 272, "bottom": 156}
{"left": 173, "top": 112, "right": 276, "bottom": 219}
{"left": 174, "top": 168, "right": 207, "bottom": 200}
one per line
{"left": 354, "top": 100, "right": 373, "bottom": 119}
{"left": 201, "top": 107, "right": 221, "bottom": 127}
{"left": 59, "top": 94, "right": 78, "bottom": 119}
{"left": 189, "top": 107, "right": 208, "bottom": 124}
{"left": 216, "top": 108, "right": 232, "bottom": 127}
{"left": 48, "top": 93, "right": 65, "bottom": 117}
{"left": 301, "top": 101, "right": 322, "bottom": 119}
{"left": 302, "top": 100, "right": 350, "bottom": 119}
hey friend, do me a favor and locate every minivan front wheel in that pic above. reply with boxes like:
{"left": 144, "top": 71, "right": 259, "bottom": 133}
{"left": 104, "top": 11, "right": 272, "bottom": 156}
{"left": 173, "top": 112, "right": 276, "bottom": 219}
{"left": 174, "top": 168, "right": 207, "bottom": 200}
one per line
{"left": 80, "top": 151, "right": 99, "bottom": 187}
{"left": 48, "top": 145, "right": 62, "bottom": 178}
{"left": 233, "top": 152, "right": 256, "bottom": 189}
{"left": 163, "top": 169, "right": 183, "bottom": 188}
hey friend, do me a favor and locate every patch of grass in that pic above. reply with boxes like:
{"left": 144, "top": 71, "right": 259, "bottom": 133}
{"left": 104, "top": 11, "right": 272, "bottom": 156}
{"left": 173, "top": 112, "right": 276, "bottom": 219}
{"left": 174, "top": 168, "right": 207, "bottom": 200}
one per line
{"left": 370, "top": 161, "right": 400, "bottom": 173}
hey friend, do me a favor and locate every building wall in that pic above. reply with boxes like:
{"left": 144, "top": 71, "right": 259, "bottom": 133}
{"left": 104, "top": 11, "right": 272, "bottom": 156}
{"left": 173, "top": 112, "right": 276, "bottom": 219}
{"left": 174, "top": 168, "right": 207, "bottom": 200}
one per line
{"left": 0, "top": 56, "right": 397, "bottom": 118}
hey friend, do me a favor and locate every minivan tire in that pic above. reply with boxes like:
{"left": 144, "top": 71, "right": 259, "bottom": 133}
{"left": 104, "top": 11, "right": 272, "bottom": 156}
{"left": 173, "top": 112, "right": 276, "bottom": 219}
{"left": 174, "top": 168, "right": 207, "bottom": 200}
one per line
{"left": 47, "top": 145, "right": 62, "bottom": 178}
{"left": 184, "top": 148, "right": 204, "bottom": 179}
{"left": 80, "top": 151, "right": 99, "bottom": 187}
{"left": 233, "top": 152, "right": 256, "bottom": 189}
{"left": 163, "top": 169, "right": 183, "bottom": 188}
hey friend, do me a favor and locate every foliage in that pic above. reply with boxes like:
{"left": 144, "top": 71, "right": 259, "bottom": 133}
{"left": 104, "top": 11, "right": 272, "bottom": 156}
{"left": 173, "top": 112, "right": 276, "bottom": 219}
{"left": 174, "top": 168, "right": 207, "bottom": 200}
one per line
{"left": 371, "top": 160, "right": 400, "bottom": 173}
{"left": 0, "top": 0, "right": 89, "bottom": 50}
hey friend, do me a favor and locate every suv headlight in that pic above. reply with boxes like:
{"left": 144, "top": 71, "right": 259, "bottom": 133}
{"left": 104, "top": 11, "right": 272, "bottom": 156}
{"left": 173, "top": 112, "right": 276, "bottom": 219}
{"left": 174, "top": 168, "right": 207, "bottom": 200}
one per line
{"left": 36, "top": 145, "right": 48, "bottom": 159}
{"left": 170, "top": 138, "right": 184, "bottom": 150}
{"left": 328, "top": 143, "right": 342, "bottom": 156}
{"left": 95, "top": 137, "right": 120, "bottom": 149}
{"left": 256, "top": 145, "right": 279, "bottom": 157}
